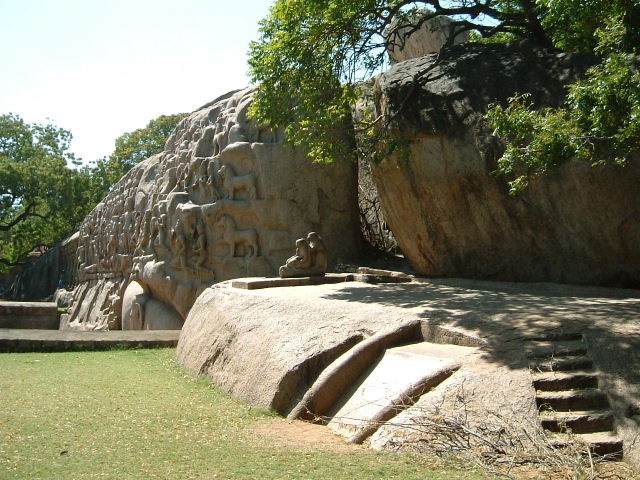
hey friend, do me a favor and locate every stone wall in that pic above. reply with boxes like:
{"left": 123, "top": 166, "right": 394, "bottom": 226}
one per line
{"left": 61, "top": 87, "right": 360, "bottom": 330}
{"left": 7, "top": 232, "right": 78, "bottom": 301}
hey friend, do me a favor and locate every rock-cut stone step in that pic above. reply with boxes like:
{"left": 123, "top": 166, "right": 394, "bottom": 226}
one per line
{"left": 527, "top": 331, "right": 623, "bottom": 460}
{"left": 531, "top": 355, "right": 594, "bottom": 372}
{"left": 536, "top": 388, "right": 610, "bottom": 412}
{"left": 525, "top": 340, "right": 588, "bottom": 359}
{"left": 540, "top": 410, "right": 614, "bottom": 434}
{"left": 532, "top": 371, "right": 599, "bottom": 391}
{"left": 549, "top": 432, "right": 623, "bottom": 459}
{"left": 324, "top": 342, "right": 470, "bottom": 444}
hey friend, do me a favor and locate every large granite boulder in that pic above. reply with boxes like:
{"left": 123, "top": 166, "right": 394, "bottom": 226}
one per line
{"left": 365, "top": 42, "right": 640, "bottom": 287}
{"left": 177, "top": 278, "right": 640, "bottom": 463}
{"left": 386, "top": 14, "right": 469, "bottom": 64}
{"left": 61, "top": 87, "right": 360, "bottom": 330}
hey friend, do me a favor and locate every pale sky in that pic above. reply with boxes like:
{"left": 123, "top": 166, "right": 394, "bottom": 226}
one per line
{"left": 0, "top": 0, "right": 273, "bottom": 163}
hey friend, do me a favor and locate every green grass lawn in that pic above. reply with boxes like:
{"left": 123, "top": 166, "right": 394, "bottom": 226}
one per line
{"left": 0, "top": 348, "right": 484, "bottom": 480}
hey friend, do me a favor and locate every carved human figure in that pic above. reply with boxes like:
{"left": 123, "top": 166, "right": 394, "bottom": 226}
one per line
{"left": 284, "top": 239, "right": 312, "bottom": 270}
{"left": 171, "top": 217, "right": 187, "bottom": 269}
{"left": 153, "top": 203, "right": 168, "bottom": 254}
{"left": 77, "top": 243, "right": 86, "bottom": 270}
{"left": 88, "top": 238, "right": 97, "bottom": 266}
{"left": 204, "top": 160, "right": 220, "bottom": 200}
{"left": 129, "top": 299, "right": 145, "bottom": 330}
{"left": 107, "top": 232, "right": 118, "bottom": 269}
{"left": 279, "top": 232, "right": 328, "bottom": 278}
{"left": 307, "top": 232, "right": 328, "bottom": 272}
{"left": 172, "top": 163, "right": 187, "bottom": 193}
{"left": 149, "top": 215, "right": 159, "bottom": 253}
{"left": 193, "top": 219, "right": 208, "bottom": 271}
{"left": 136, "top": 209, "right": 152, "bottom": 256}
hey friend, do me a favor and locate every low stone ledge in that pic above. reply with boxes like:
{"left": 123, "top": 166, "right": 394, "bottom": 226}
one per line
{"left": 231, "top": 271, "right": 413, "bottom": 290}
{"left": 0, "top": 329, "right": 180, "bottom": 352}
{"left": 231, "top": 274, "right": 355, "bottom": 290}
{"left": 0, "top": 301, "right": 58, "bottom": 316}
{"left": 0, "top": 301, "right": 59, "bottom": 329}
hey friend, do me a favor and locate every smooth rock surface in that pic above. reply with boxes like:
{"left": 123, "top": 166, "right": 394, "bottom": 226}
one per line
{"left": 177, "top": 280, "right": 424, "bottom": 414}
{"left": 176, "top": 277, "right": 640, "bottom": 462}
{"left": 365, "top": 42, "right": 640, "bottom": 287}
{"left": 326, "top": 342, "right": 468, "bottom": 441}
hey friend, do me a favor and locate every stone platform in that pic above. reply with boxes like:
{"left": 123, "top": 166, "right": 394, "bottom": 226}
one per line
{"left": 0, "top": 329, "right": 180, "bottom": 352}
{"left": 0, "top": 301, "right": 59, "bottom": 329}
{"left": 178, "top": 277, "right": 640, "bottom": 464}
{"left": 231, "top": 270, "right": 412, "bottom": 290}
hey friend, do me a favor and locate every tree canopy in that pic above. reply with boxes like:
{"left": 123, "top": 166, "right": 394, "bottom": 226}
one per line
{"left": 248, "top": 0, "right": 640, "bottom": 188}
{"left": 0, "top": 114, "right": 97, "bottom": 270}
{"left": 489, "top": 12, "right": 640, "bottom": 192}
{"left": 0, "top": 111, "right": 187, "bottom": 272}
{"left": 95, "top": 113, "right": 187, "bottom": 186}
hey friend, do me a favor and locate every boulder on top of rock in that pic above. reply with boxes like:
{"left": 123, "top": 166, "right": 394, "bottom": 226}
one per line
{"left": 362, "top": 42, "right": 639, "bottom": 287}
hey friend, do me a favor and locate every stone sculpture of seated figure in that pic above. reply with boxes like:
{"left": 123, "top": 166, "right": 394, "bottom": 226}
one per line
{"left": 279, "top": 232, "right": 328, "bottom": 278}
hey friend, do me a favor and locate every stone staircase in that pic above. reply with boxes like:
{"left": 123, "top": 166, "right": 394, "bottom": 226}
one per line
{"left": 527, "top": 332, "right": 623, "bottom": 459}
{"left": 286, "top": 322, "right": 481, "bottom": 444}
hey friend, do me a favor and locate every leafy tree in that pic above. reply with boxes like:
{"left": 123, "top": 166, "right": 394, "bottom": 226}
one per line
{"left": 0, "top": 111, "right": 188, "bottom": 272}
{"left": 248, "top": 0, "right": 640, "bottom": 186}
{"left": 0, "top": 114, "right": 97, "bottom": 270}
{"left": 98, "top": 113, "right": 187, "bottom": 186}
{"left": 249, "top": 1, "right": 554, "bottom": 163}
{"left": 489, "top": 15, "right": 640, "bottom": 192}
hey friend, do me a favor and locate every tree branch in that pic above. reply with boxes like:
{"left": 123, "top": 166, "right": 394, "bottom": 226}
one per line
{"left": 0, "top": 242, "right": 51, "bottom": 268}
{"left": 0, "top": 202, "right": 50, "bottom": 231}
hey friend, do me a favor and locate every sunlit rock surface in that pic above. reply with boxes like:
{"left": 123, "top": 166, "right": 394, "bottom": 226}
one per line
{"left": 61, "top": 87, "right": 360, "bottom": 330}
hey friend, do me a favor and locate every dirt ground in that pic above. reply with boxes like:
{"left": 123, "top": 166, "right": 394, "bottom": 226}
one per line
{"left": 252, "top": 419, "right": 364, "bottom": 452}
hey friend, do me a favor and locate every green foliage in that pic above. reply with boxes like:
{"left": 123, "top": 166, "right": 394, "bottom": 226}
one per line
{"left": 539, "top": 0, "right": 640, "bottom": 52}
{"left": 250, "top": 0, "right": 640, "bottom": 190}
{"left": 0, "top": 114, "right": 98, "bottom": 270}
{"left": 98, "top": 113, "right": 186, "bottom": 185}
{"left": 489, "top": 17, "right": 640, "bottom": 193}
{"left": 248, "top": 0, "right": 554, "bottom": 163}
{"left": 248, "top": 1, "right": 372, "bottom": 163}
{"left": 0, "top": 111, "right": 186, "bottom": 271}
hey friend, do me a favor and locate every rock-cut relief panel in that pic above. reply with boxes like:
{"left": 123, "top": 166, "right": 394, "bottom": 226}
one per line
{"left": 61, "top": 87, "right": 302, "bottom": 331}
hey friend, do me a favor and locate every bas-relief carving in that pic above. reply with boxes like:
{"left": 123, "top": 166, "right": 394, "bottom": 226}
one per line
{"left": 279, "top": 232, "right": 328, "bottom": 278}
{"left": 216, "top": 215, "right": 259, "bottom": 258}
{"left": 218, "top": 164, "right": 257, "bottom": 200}
{"left": 64, "top": 86, "right": 358, "bottom": 331}
{"left": 64, "top": 88, "right": 285, "bottom": 330}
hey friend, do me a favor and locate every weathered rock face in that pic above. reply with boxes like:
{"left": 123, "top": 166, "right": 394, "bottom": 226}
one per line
{"left": 365, "top": 42, "right": 640, "bottom": 287}
{"left": 61, "top": 87, "right": 360, "bottom": 330}
{"left": 177, "top": 280, "right": 482, "bottom": 415}
{"left": 387, "top": 14, "right": 469, "bottom": 64}
{"left": 177, "top": 278, "right": 640, "bottom": 462}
